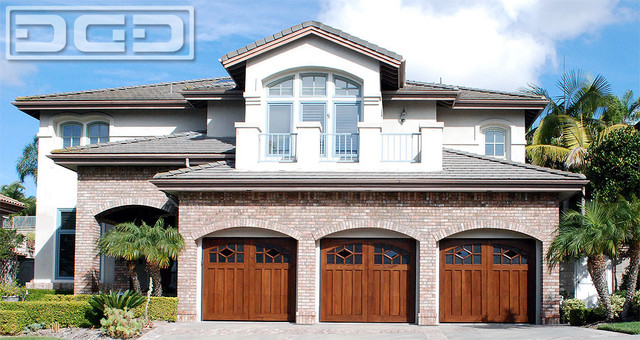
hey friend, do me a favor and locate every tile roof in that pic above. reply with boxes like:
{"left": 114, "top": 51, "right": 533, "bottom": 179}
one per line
{"left": 220, "top": 21, "right": 404, "bottom": 64}
{"left": 51, "top": 131, "right": 235, "bottom": 155}
{"left": 401, "top": 81, "right": 544, "bottom": 100}
{"left": 16, "top": 78, "right": 235, "bottom": 101}
{"left": 0, "top": 194, "right": 26, "bottom": 208}
{"left": 153, "top": 148, "right": 583, "bottom": 181}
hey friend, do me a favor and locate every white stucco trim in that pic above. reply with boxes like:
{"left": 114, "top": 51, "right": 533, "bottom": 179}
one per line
{"left": 49, "top": 112, "right": 114, "bottom": 148}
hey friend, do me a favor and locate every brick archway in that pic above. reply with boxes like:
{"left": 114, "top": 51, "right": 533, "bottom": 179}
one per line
{"left": 433, "top": 220, "right": 544, "bottom": 243}
{"left": 90, "top": 197, "right": 177, "bottom": 217}
{"left": 192, "top": 218, "right": 302, "bottom": 241}
{"left": 312, "top": 220, "right": 423, "bottom": 241}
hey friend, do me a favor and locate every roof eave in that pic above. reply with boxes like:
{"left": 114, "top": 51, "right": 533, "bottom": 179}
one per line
{"left": 48, "top": 153, "right": 234, "bottom": 172}
{"left": 12, "top": 100, "right": 190, "bottom": 112}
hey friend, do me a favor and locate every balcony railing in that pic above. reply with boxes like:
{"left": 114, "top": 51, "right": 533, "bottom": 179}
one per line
{"left": 320, "top": 133, "right": 359, "bottom": 162}
{"left": 260, "top": 133, "right": 297, "bottom": 162}
{"left": 381, "top": 133, "right": 421, "bottom": 162}
{"left": 3, "top": 216, "right": 35, "bottom": 231}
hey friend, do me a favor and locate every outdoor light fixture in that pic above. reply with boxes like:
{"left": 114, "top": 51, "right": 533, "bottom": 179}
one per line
{"left": 400, "top": 107, "right": 407, "bottom": 123}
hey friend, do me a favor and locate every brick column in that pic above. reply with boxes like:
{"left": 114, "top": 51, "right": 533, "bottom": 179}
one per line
{"left": 295, "top": 236, "right": 316, "bottom": 324}
{"left": 177, "top": 233, "right": 198, "bottom": 322}
{"left": 541, "top": 239, "right": 560, "bottom": 324}
{"left": 417, "top": 239, "right": 438, "bottom": 325}
{"left": 73, "top": 204, "right": 101, "bottom": 294}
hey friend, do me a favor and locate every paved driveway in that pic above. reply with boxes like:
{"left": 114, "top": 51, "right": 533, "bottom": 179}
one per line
{"left": 140, "top": 322, "right": 638, "bottom": 340}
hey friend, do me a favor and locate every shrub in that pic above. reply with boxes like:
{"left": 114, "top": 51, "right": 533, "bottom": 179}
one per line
{"left": 0, "top": 283, "right": 27, "bottom": 300}
{"left": 0, "top": 310, "right": 29, "bottom": 334}
{"left": 569, "top": 308, "right": 586, "bottom": 326}
{"left": 24, "top": 288, "right": 72, "bottom": 301}
{"left": 42, "top": 294, "right": 92, "bottom": 302}
{"left": 133, "top": 297, "right": 178, "bottom": 321}
{"left": 594, "top": 294, "right": 625, "bottom": 319}
{"left": 0, "top": 300, "right": 94, "bottom": 327}
{"left": 561, "top": 298, "right": 586, "bottom": 323}
{"left": 89, "top": 290, "right": 146, "bottom": 317}
{"left": 100, "top": 307, "right": 142, "bottom": 339}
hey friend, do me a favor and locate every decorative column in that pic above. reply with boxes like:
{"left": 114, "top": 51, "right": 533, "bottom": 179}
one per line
{"left": 417, "top": 239, "right": 439, "bottom": 325}
{"left": 234, "top": 122, "right": 261, "bottom": 170}
{"left": 420, "top": 122, "right": 444, "bottom": 171}
{"left": 295, "top": 237, "right": 317, "bottom": 324}
{"left": 295, "top": 121, "right": 322, "bottom": 169}
{"left": 358, "top": 122, "right": 382, "bottom": 168}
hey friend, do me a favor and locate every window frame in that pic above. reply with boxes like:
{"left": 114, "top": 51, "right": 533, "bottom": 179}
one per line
{"left": 267, "top": 76, "right": 294, "bottom": 97}
{"left": 483, "top": 128, "right": 507, "bottom": 159}
{"left": 333, "top": 75, "right": 361, "bottom": 97}
{"left": 87, "top": 121, "right": 110, "bottom": 144}
{"left": 300, "top": 73, "right": 328, "bottom": 97}
{"left": 55, "top": 208, "right": 76, "bottom": 281}
{"left": 60, "top": 122, "right": 83, "bottom": 148}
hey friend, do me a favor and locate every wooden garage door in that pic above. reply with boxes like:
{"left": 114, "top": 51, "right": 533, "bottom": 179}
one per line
{"left": 202, "top": 238, "right": 296, "bottom": 321}
{"left": 440, "top": 239, "right": 534, "bottom": 323}
{"left": 321, "top": 239, "right": 415, "bottom": 323}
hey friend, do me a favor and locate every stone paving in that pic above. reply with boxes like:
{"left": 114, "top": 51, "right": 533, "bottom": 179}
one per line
{"left": 139, "top": 322, "right": 638, "bottom": 340}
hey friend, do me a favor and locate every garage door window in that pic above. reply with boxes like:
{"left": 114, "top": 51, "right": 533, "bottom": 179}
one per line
{"left": 326, "top": 243, "right": 362, "bottom": 264}
{"left": 374, "top": 244, "right": 410, "bottom": 264}
{"left": 208, "top": 244, "right": 244, "bottom": 263}
{"left": 444, "top": 244, "right": 482, "bottom": 265}
{"left": 493, "top": 244, "right": 528, "bottom": 264}
{"left": 256, "top": 244, "right": 290, "bottom": 263}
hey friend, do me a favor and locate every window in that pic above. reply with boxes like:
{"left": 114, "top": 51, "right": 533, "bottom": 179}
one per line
{"left": 61, "top": 123, "right": 82, "bottom": 148}
{"left": 484, "top": 129, "right": 506, "bottom": 158}
{"left": 334, "top": 76, "right": 361, "bottom": 96}
{"left": 56, "top": 209, "right": 76, "bottom": 280}
{"left": 301, "top": 74, "right": 326, "bottom": 96}
{"left": 268, "top": 77, "right": 293, "bottom": 97}
{"left": 87, "top": 122, "right": 109, "bottom": 144}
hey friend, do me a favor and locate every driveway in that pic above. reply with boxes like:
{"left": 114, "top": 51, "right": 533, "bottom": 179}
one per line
{"left": 140, "top": 322, "right": 638, "bottom": 340}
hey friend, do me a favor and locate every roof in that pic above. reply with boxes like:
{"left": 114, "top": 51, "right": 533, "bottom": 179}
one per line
{"left": 221, "top": 21, "right": 403, "bottom": 64}
{"left": 151, "top": 149, "right": 586, "bottom": 198}
{"left": 0, "top": 195, "right": 25, "bottom": 208}
{"left": 51, "top": 131, "right": 235, "bottom": 155}
{"left": 0, "top": 194, "right": 26, "bottom": 216}
{"left": 400, "top": 81, "right": 543, "bottom": 100}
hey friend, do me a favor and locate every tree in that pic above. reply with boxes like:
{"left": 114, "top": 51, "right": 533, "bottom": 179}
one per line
{"left": 615, "top": 197, "right": 640, "bottom": 319}
{"left": 600, "top": 90, "right": 640, "bottom": 126}
{"left": 0, "top": 228, "right": 24, "bottom": 284}
{"left": 586, "top": 127, "right": 640, "bottom": 202}
{"left": 139, "top": 219, "right": 184, "bottom": 297}
{"left": 547, "top": 199, "right": 626, "bottom": 320}
{"left": 97, "top": 219, "right": 184, "bottom": 296}
{"left": 96, "top": 222, "right": 145, "bottom": 294}
{"left": 0, "top": 182, "right": 35, "bottom": 216}
{"left": 524, "top": 70, "right": 612, "bottom": 171}
{"left": 16, "top": 136, "right": 37, "bottom": 184}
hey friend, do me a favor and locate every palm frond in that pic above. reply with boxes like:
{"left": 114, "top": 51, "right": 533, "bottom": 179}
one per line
{"left": 525, "top": 144, "right": 569, "bottom": 167}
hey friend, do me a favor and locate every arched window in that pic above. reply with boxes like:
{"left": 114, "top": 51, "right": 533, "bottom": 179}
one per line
{"left": 61, "top": 122, "right": 82, "bottom": 148}
{"left": 87, "top": 122, "right": 109, "bottom": 144}
{"left": 267, "top": 76, "right": 294, "bottom": 97}
{"left": 484, "top": 129, "right": 506, "bottom": 158}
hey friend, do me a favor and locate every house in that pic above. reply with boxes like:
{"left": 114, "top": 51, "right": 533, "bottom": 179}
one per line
{"left": 14, "top": 21, "right": 587, "bottom": 325}
{"left": 0, "top": 194, "right": 25, "bottom": 225}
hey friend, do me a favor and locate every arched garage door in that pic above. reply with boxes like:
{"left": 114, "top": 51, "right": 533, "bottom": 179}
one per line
{"left": 440, "top": 239, "right": 534, "bottom": 323}
{"left": 321, "top": 238, "right": 415, "bottom": 322}
{"left": 202, "top": 238, "right": 296, "bottom": 321}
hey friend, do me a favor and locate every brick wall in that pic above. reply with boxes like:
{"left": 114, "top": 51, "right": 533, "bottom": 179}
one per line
{"left": 177, "top": 191, "right": 560, "bottom": 325}
{"left": 74, "top": 167, "right": 175, "bottom": 294}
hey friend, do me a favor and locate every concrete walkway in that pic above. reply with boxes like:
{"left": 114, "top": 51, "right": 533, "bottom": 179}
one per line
{"left": 140, "top": 322, "right": 639, "bottom": 340}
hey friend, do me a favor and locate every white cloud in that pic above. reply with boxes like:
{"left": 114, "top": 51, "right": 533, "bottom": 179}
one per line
{"left": 0, "top": 60, "right": 38, "bottom": 87}
{"left": 318, "top": 0, "right": 622, "bottom": 90}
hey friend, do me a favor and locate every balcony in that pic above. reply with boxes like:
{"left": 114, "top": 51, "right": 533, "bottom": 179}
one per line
{"left": 2, "top": 216, "right": 35, "bottom": 258}
{"left": 237, "top": 121, "right": 444, "bottom": 171}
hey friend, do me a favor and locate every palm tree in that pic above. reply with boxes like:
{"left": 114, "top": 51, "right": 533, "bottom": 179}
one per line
{"left": 524, "top": 70, "right": 612, "bottom": 171}
{"left": 139, "top": 219, "right": 184, "bottom": 297}
{"left": 96, "top": 222, "right": 146, "bottom": 294}
{"left": 600, "top": 90, "right": 640, "bottom": 125}
{"left": 16, "top": 136, "right": 37, "bottom": 183}
{"left": 547, "top": 199, "right": 626, "bottom": 320}
{"left": 616, "top": 197, "right": 640, "bottom": 319}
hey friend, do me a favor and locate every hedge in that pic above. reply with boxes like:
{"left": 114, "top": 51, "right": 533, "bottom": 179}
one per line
{"left": 0, "top": 310, "right": 29, "bottom": 335}
{"left": 41, "top": 294, "right": 92, "bottom": 302}
{"left": 133, "top": 297, "right": 178, "bottom": 322}
{"left": 24, "top": 289, "right": 72, "bottom": 301}
{"left": 0, "top": 301, "right": 95, "bottom": 328}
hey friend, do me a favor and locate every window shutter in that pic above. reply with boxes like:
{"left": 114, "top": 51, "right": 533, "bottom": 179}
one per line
{"left": 334, "top": 104, "right": 359, "bottom": 133}
{"left": 301, "top": 104, "right": 326, "bottom": 131}
{"left": 268, "top": 104, "right": 292, "bottom": 133}
{"left": 60, "top": 211, "right": 76, "bottom": 230}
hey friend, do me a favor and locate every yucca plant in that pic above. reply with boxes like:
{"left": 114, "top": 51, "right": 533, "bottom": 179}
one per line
{"left": 89, "top": 290, "right": 146, "bottom": 316}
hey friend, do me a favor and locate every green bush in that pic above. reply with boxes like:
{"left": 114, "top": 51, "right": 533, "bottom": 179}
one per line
{"left": 0, "top": 310, "right": 29, "bottom": 334}
{"left": 133, "top": 297, "right": 178, "bottom": 321}
{"left": 24, "top": 289, "right": 72, "bottom": 301}
{"left": 42, "top": 294, "right": 92, "bottom": 302}
{"left": 89, "top": 290, "right": 145, "bottom": 318}
{"left": 100, "top": 307, "right": 142, "bottom": 339}
{"left": 569, "top": 308, "right": 586, "bottom": 326}
{"left": 561, "top": 298, "right": 586, "bottom": 323}
{"left": 594, "top": 294, "right": 625, "bottom": 319}
{"left": 0, "top": 283, "right": 26, "bottom": 300}
{"left": 0, "top": 301, "right": 95, "bottom": 328}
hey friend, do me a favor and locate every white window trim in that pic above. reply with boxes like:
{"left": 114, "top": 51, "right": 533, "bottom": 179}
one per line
{"left": 476, "top": 119, "right": 515, "bottom": 161}
{"left": 51, "top": 113, "right": 113, "bottom": 148}
{"left": 482, "top": 127, "right": 508, "bottom": 159}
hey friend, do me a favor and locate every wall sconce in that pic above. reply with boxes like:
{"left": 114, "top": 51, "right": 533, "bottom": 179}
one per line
{"left": 400, "top": 107, "right": 407, "bottom": 123}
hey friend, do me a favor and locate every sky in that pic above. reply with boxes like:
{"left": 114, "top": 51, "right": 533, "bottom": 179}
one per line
{"left": 1, "top": 0, "right": 639, "bottom": 197}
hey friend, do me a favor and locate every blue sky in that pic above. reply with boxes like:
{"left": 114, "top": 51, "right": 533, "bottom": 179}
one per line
{"left": 1, "top": 0, "right": 639, "bottom": 197}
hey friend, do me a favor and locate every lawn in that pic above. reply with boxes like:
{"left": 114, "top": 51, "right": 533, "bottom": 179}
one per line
{"left": 598, "top": 321, "right": 640, "bottom": 335}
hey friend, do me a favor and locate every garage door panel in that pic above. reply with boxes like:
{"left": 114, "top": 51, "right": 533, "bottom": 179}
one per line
{"left": 203, "top": 238, "right": 296, "bottom": 321}
{"left": 322, "top": 239, "right": 414, "bottom": 323}
{"left": 440, "top": 239, "right": 534, "bottom": 323}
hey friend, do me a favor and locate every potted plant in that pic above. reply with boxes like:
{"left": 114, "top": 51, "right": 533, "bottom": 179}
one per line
{"left": 0, "top": 283, "right": 27, "bottom": 301}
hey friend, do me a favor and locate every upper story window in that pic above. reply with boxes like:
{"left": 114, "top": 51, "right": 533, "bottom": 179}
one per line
{"left": 61, "top": 122, "right": 82, "bottom": 148}
{"left": 484, "top": 129, "right": 506, "bottom": 158}
{"left": 87, "top": 122, "right": 109, "bottom": 144}
{"left": 268, "top": 77, "right": 294, "bottom": 97}
{"left": 334, "top": 76, "right": 361, "bottom": 97}
{"left": 301, "top": 74, "right": 326, "bottom": 96}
